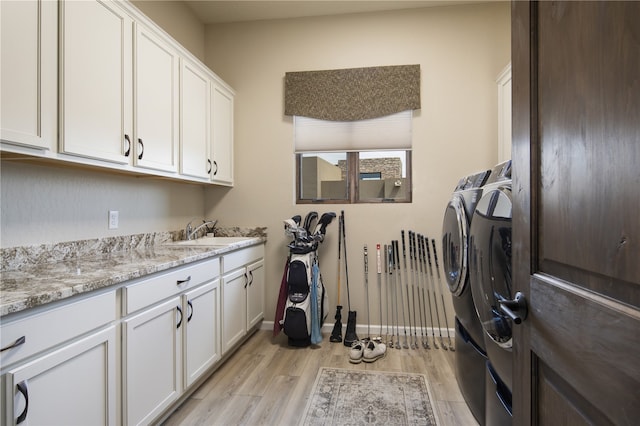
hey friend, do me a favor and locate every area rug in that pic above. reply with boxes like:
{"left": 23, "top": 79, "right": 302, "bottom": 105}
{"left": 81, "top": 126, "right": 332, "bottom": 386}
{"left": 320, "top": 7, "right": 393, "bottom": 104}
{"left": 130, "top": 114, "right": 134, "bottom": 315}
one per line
{"left": 301, "top": 367, "right": 440, "bottom": 425}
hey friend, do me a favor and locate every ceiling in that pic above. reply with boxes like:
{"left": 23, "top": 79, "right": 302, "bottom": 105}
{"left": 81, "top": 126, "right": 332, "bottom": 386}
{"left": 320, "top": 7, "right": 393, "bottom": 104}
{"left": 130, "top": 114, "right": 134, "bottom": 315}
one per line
{"left": 181, "top": 0, "right": 491, "bottom": 25}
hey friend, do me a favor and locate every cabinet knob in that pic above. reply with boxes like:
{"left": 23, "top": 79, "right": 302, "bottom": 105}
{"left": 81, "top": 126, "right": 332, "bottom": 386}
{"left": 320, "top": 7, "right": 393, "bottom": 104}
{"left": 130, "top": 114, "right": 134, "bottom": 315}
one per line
{"left": 1, "top": 335, "right": 26, "bottom": 352}
{"left": 176, "top": 306, "right": 183, "bottom": 329}
{"left": 124, "top": 134, "right": 131, "bottom": 157}
{"left": 187, "top": 300, "right": 194, "bottom": 322}
{"left": 137, "top": 138, "right": 144, "bottom": 160}
{"left": 16, "top": 381, "right": 28, "bottom": 424}
{"left": 177, "top": 276, "right": 191, "bottom": 285}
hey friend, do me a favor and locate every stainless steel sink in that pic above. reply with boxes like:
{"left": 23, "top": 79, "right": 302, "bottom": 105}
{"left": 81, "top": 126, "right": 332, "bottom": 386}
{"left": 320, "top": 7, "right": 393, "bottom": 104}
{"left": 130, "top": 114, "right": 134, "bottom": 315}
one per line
{"left": 167, "top": 236, "right": 259, "bottom": 247}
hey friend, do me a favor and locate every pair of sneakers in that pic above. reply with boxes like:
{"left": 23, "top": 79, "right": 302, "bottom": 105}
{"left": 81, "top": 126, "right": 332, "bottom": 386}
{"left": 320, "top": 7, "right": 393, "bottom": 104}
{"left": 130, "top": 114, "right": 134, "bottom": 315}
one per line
{"left": 348, "top": 339, "right": 387, "bottom": 364}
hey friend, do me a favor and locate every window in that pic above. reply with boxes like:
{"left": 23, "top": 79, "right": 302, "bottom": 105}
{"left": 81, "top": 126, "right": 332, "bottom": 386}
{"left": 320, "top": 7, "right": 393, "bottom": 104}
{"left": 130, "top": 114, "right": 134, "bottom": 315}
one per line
{"left": 285, "top": 65, "right": 419, "bottom": 204}
{"left": 296, "top": 150, "right": 411, "bottom": 204}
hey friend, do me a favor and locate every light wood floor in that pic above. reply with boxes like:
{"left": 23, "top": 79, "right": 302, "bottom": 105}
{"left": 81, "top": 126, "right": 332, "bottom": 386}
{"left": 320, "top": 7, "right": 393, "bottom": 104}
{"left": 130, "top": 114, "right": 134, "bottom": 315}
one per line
{"left": 162, "top": 329, "right": 478, "bottom": 425}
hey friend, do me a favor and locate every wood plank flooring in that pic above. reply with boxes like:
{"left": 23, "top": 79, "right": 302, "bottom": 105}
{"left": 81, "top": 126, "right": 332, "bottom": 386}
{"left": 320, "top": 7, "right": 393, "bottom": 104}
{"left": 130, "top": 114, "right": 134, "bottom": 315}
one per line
{"left": 161, "top": 329, "right": 478, "bottom": 425}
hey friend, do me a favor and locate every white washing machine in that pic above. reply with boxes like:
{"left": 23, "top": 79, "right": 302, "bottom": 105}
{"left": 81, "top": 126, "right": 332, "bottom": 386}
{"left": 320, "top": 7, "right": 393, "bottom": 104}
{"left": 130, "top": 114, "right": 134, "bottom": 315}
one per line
{"left": 469, "top": 160, "right": 513, "bottom": 425}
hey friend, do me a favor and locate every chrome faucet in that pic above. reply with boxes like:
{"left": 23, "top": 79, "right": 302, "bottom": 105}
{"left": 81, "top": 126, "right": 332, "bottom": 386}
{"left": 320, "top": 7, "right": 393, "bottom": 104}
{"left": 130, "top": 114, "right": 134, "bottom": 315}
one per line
{"left": 185, "top": 219, "right": 217, "bottom": 240}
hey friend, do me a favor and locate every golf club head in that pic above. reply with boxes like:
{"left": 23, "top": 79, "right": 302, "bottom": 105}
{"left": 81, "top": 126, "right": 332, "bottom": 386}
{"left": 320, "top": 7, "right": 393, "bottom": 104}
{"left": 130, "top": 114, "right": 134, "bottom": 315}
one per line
{"left": 313, "top": 212, "right": 336, "bottom": 237}
{"left": 303, "top": 211, "right": 318, "bottom": 234}
{"left": 344, "top": 311, "right": 359, "bottom": 347}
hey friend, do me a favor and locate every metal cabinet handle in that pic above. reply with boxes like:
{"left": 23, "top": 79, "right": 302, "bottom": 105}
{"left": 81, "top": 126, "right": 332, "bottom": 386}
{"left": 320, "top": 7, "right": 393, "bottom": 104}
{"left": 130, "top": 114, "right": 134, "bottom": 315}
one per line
{"left": 213, "top": 161, "right": 218, "bottom": 176}
{"left": 207, "top": 159, "right": 212, "bottom": 174}
{"left": 137, "top": 138, "right": 144, "bottom": 160}
{"left": 499, "top": 292, "right": 528, "bottom": 324}
{"left": 177, "top": 276, "right": 191, "bottom": 285}
{"left": 244, "top": 272, "right": 248, "bottom": 288}
{"left": 124, "top": 134, "right": 131, "bottom": 157}
{"left": 248, "top": 271, "right": 254, "bottom": 287}
{"left": 176, "top": 306, "right": 183, "bottom": 329}
{"left": 1, "top": 335, "right": 26, "bottom": 352}
{"left": 187, "top": 300, "right": 194, "bottom": 322}
{"left": 16, "top": 381, "right": 28, "bottom": 424}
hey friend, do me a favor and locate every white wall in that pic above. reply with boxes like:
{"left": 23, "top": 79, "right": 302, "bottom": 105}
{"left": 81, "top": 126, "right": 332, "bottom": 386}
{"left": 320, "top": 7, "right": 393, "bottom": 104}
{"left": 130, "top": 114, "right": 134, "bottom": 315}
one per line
{"left": 203, "top": 3, "right": 511, "bottom": 329}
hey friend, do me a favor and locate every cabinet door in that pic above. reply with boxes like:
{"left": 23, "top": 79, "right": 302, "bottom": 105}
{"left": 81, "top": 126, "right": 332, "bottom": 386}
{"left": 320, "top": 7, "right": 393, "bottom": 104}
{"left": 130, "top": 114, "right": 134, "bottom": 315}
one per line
{"left": 0, "top": 0, "right": 56, "bottom": 151}
{"left": 134, "top": 22, "right": 179, "bottom": 172}
{"left": 3, "top": 326, "right": 116, "bottom": 426}
{"left": 222, "top": 268, "right": 247, "bottom": 354}
{"left": 211, "top": 84, "right": 234, "bottom": 185}
{"left": 247, "top": 259, "right": 265, "bottom": 329}
{"left": 180, "top": 59, "right": 210, "bottom": 179}
{"left": 184, "top": 280, "right": 221, "bottom": 387}
{"left": 59, "top": 0, "right": 132, "bottom": 164}
{"left": 123, "top": 297, "right": 182, "bottom": 426}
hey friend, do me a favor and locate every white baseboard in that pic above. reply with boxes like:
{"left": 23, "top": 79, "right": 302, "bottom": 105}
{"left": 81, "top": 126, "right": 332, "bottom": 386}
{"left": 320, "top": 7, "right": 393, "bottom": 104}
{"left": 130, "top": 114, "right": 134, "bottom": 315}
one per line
{"left": 261, "top": 320, "right": 455, "bottom": 340}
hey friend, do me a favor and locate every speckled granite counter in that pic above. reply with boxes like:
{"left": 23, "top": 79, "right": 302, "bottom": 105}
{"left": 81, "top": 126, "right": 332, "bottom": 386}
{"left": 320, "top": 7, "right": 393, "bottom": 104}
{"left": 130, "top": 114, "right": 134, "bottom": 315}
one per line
{"left": 0, "top": 227, "right": 267, "bottom": 318}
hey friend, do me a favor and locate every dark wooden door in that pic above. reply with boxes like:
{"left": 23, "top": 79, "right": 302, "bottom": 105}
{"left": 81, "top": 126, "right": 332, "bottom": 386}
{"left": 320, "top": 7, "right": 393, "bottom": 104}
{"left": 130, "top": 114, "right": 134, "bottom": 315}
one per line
{"left": 511, "top": 2, "right": 640, "bottom": 425}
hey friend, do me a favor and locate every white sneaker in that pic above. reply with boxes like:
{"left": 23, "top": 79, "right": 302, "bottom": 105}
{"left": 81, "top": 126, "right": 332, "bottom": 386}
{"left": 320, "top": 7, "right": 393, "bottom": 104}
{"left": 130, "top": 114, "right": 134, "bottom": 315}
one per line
{"left": 363, "top": 340, "right": 386, "bottom": 363}
{"left": 349, "top": 340, "right": 365, "bottom": 364}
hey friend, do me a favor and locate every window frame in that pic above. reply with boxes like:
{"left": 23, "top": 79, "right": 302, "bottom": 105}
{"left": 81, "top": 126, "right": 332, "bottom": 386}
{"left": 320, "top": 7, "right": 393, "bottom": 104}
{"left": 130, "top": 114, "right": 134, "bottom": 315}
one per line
{"left": 296, "top": 150, "right": 412, "bottom": 204}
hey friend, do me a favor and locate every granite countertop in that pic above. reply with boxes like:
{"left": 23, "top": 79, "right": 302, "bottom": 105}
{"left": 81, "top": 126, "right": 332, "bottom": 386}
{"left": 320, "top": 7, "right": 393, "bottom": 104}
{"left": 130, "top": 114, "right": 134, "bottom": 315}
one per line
{"left": 0, "top": 228, "right": 267, "bottom": 318}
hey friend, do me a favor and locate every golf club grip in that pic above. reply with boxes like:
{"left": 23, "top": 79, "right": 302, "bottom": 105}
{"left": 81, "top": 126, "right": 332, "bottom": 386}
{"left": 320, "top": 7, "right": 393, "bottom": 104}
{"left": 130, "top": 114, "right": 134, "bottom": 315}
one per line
{"left": 409, "top": 231, "right": 413, "bottom": 265}
{"left": 393, "top": 240, "right": 400, "bottom": 269}
{"left": 431, "top": 239, "right": 440, "bottom": 270}
{"left": 401, "top": 230, "right": 407, "bottom": 260}
{"left": 364, "top": 245, "right": 368, "bottom": 274}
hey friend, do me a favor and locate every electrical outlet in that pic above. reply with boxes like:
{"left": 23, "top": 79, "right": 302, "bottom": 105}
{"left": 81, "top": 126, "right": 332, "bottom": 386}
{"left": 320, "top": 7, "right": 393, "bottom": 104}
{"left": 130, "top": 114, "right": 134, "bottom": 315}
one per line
{"left": 108, "top": 210, "right": 119, "bottom": 229}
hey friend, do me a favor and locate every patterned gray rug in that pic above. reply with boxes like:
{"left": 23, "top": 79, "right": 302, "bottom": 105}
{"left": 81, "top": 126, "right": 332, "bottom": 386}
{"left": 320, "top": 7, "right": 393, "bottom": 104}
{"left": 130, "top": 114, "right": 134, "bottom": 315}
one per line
{"left": 301, "top": 367, "right": 440, "bottom": 425}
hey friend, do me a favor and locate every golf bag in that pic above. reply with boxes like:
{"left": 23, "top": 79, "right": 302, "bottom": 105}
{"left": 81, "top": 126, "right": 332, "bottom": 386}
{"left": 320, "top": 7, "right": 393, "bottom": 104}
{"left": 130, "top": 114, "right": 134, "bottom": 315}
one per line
{"left": 276, "top": 212, "right": 335, "bottom": 347}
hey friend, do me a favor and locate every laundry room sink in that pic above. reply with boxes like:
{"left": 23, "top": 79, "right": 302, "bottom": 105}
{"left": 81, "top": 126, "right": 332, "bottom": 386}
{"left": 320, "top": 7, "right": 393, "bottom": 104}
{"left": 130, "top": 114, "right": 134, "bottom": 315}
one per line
{"left": 167, "top": 236, "right": 260, "bottom": 247}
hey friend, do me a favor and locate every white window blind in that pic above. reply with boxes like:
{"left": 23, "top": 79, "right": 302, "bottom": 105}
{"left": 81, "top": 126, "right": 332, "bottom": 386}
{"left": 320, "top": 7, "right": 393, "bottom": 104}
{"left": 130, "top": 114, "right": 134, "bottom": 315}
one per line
{"left": 294, "top": 110, "right": 412, "bottom": 153}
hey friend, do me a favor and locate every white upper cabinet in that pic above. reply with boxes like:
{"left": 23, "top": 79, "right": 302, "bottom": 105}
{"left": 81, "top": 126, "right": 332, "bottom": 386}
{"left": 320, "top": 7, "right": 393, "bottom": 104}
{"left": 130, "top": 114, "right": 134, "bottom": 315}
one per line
{"left": 211, "top": 83, "right": 234, "bottom": 186}
{"left": 0, "top": 0, "right": 57, "bottom": 151}
{"left": 3, "top": 0, "right": 235, "bottom": 185}
{"left": 59, "top": 0, "right": 133, "bottom": 164}
{"left": 134, "top": 22, "right": 179, "bottom": 173}
{"left": 180, "top": 59, "right": 211, "bottom": 180}
{"left": 496, "top": 63, "right": 512, "bottom": 163}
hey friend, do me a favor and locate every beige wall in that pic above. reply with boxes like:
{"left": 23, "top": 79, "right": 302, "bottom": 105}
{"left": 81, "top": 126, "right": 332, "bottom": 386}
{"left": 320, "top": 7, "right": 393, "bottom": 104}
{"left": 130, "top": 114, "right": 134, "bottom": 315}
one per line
{"left": 131, "top": 0, "right": 205, "bottom": 61}
{"left": 0, "top": 162, "right": 205, "bottom": 246}
{"left": 0, "top": 0, "right": 207, "bottom": 247}
{"left": 202, "top": 3, "right": 511, "bottom": 328}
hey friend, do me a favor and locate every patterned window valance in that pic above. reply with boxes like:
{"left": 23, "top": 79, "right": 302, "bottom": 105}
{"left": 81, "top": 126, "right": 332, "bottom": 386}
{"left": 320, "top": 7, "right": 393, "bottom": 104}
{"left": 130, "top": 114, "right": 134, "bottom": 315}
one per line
{"left": 284, "top": 64, "right": 421, "bottom": 121}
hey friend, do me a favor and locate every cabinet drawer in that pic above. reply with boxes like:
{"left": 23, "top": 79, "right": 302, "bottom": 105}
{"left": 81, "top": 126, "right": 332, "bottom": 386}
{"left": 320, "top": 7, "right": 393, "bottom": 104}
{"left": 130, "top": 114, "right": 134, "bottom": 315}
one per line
{"left": 123, "top": 258, "right": 220, "bottom": 315}
{"left": 0, "top": 291, "right": 116, "bottom": 368}
{"left": 222, "top": 244, "right": 264, "bottom": 273}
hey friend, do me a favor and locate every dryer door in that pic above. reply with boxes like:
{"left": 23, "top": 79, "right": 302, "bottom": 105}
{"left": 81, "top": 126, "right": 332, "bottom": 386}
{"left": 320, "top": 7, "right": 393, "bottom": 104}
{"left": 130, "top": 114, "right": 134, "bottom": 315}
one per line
{"left": 469, "top": 186, "right": 513, "bottom": 348}
{"left": 442, "top": 193, "right": 469, "bottom": 296}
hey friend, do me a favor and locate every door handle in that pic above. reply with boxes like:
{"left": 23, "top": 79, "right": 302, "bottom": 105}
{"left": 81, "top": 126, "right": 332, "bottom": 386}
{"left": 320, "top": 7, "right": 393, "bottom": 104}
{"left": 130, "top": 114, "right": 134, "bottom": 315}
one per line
{"left": 498, "top": 292, "right": 528, "bottom": 324}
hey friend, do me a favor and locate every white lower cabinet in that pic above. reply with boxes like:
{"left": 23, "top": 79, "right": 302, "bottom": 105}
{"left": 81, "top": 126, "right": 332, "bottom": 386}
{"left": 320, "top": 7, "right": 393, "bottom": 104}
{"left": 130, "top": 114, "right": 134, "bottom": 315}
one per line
{"left": 221, "top": 245, "right": 265, "bottom": 354}
{"left": 184, "top": 280, "right": 221, "bottom": 387}
{"left": 3, "top": 326, "right": 117, "bottom": 426}
{"left": 247, "top": 259, "right": 265, "bottom": 330}
{"left": 1, "top": 244, "right": 261, "bottom": 426}
{"left": 121, "top": 258, "right": 220, "bottom": 425}
{"left": 123, "top": 297, "right": 182, "bottom": 426}
{"left": 0, "top": 291, "right": 117, "bottom": 426}
{"left": 222, "top": 268, "right": 248, "bottom": 353}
